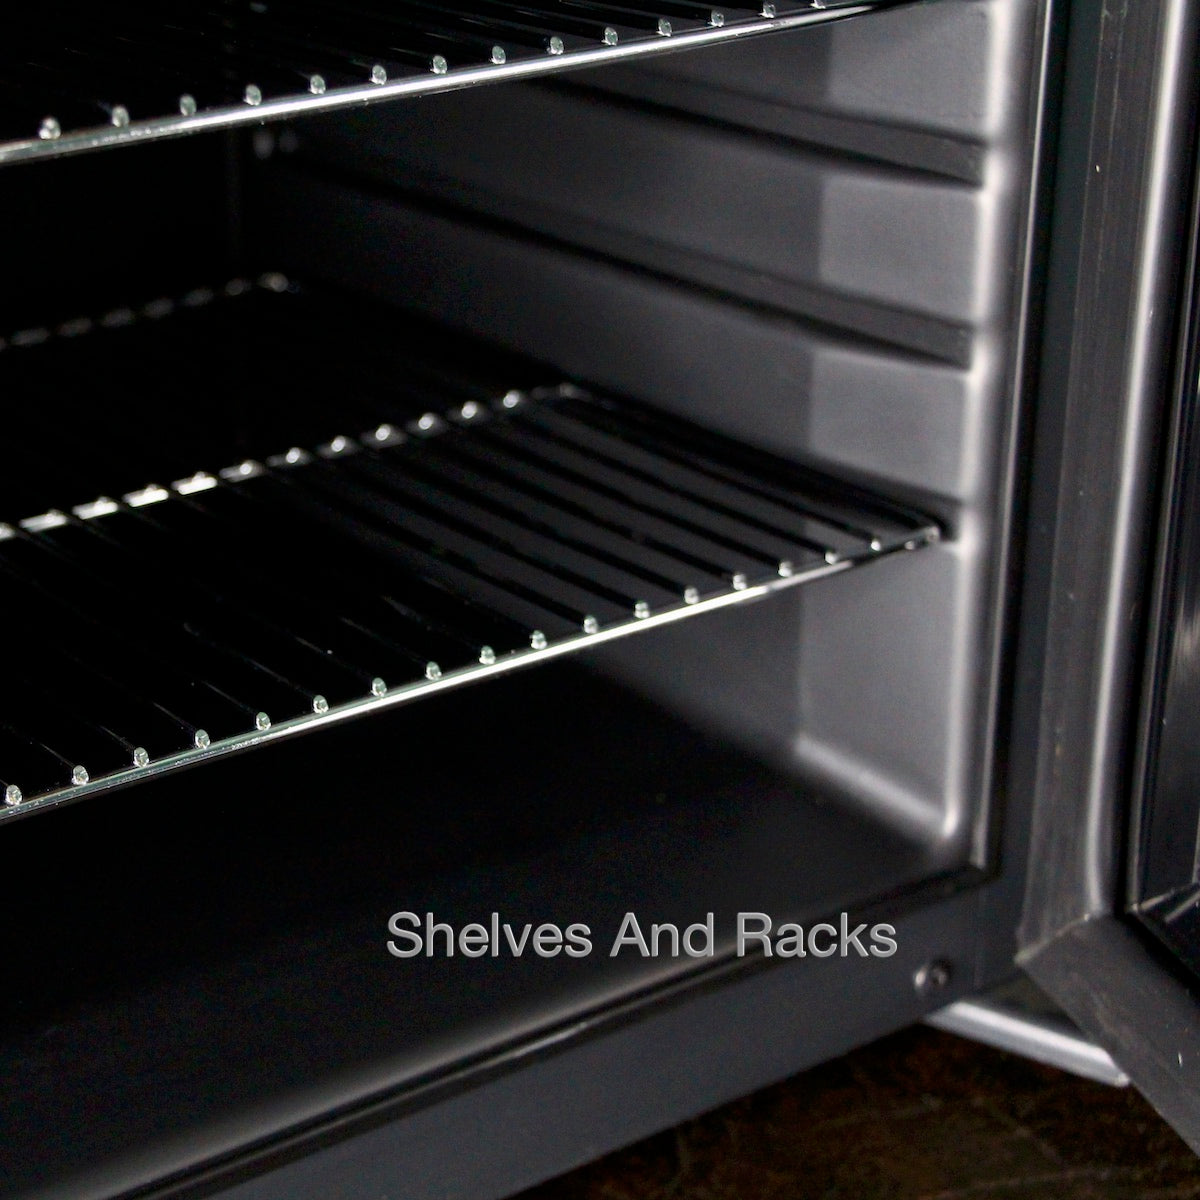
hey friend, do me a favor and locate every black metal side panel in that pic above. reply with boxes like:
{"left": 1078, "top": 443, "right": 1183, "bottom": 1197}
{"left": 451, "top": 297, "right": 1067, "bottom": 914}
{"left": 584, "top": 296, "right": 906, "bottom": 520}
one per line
{"left": 258, "top": 0, "right": 1052, "bottom": 860}
{"left": 1130, "top": 146, "right": 1200, "bottom": 972}
{"left": 1013, "top": 0, "right": 1200, "bottom": 1150}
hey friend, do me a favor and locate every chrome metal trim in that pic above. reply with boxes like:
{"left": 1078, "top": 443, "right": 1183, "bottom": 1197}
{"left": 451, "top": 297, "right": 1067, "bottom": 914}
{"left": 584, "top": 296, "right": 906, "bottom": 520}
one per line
{"left": 926, "top": 997, "right": 1131, "bottom": 1087}
{"left": 0, "top": 7, "right": 874, "bottom": 167}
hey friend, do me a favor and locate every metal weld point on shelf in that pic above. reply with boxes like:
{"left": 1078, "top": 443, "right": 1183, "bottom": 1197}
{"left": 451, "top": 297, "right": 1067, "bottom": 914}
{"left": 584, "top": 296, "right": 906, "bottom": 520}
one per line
{"left": 425, "top": 663, "right": 442, "bottom": 681}
{"left": 174, "top": 472, "right": 218, "bottom": 496}
{"left": 370, "top": 65, "right": 387, "bottom": 85}
{"left": 556, "top": 381, "right": 590, "bottom": 399}
{"left": 657, "top": 18, "right": 672, "bottom": 35}
{"left": 71, "top": 766, "right": 89, "bottom": 786}
{"left": 220, "top": 460, "right": 265, "bottom": 483}
{"left": 179, "top": 95, "right": 197, "bottom": 117}
{"left": 11, "top": 327, "right": 49, "bottom": 347}
{"left": 547, "top": 37, "right": 565, "bottom": 54}
{"left": 133, "top": 748, "right": 150, "bottom": 768}
{"left": 181, "top": 287, "right": 215, "bottom": 308}
{"left": 778, "top": 561, "right": 794, "bottom": 578}
{"left": 72, "top": 497, "right": 120, "bottom": 520}
{"left": 20, "top": 510, "right": 69, "bottom": 533}
{"left": 100, "top": 307, "right": 135, "bottom": 328}
{"left": 683, "top": 587, "right": 700, "bottom": 604}
{"left": 371, "top": 678, "right": 388, "bottom": 698}
{"left": 125, "top": 483, "right": 171, "bottom": 507}
{"left": 634, "top": 601, "right": 651, "bottom": 619}
{"left": 731, "top": 573, "right": 748, "bottom": 590}
{"left": 255, "top": 712, "right": 272, "bottom": 732}
{"left": 604, "top": 27, "right": 619, "bottom": 43}
{"left": 583, "top": 615, "right": 600, "bottom": 634}
{"left": 479, "top": 646, "right": 497, "bottom": 666}
{"left": 530, "top": 631, "right": 548, "bottom": 650}
{"left": 194, "top": 730, "right": 211, "bottom": 750}
{"left": 4, "top": 785, "right": 22, "bottom": 808}
{"left": 491, "top": 46, "right": 506, "bottom": 64}
{"left": 312, "top": 695, "right": 330, "bottom": 715}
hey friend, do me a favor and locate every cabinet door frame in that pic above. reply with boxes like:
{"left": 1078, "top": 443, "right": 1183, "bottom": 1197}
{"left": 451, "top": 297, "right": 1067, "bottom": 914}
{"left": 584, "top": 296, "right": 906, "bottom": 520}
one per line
{"left": 1014, "top": 0, "right": 1200, "bottom": 1152}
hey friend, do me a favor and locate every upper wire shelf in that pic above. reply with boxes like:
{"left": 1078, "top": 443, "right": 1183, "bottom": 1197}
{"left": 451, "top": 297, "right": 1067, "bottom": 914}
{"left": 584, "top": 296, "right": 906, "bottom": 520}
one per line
{"left": 0, "top": 276, "right": 937, "bottom": 821}
{"left": 0, "top": 0, "right": 893, "bottom": 165}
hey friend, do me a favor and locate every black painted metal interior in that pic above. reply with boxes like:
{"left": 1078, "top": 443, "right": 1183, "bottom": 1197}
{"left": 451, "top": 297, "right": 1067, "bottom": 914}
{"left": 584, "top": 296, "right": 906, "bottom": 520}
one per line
{"left": 0, "top": 0, "right": 1057, "bottom": 1194}
{"left": 0, "top": 659, "right": 955, "bottom": 1200}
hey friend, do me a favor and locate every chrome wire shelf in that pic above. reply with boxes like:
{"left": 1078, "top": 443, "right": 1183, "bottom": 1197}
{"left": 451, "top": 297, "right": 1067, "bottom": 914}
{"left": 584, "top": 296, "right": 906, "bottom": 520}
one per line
{"left": 0, "top": 276, "right": 937, "bottom": 821}
{"left": 0, "top": 0, "right": 891, "bottom": 165}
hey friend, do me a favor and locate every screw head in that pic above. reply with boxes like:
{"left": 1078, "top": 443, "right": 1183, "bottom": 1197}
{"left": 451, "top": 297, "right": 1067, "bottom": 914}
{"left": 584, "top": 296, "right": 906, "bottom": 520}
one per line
{"left": 914, "top": 959, "right": 953, "bottom": 997}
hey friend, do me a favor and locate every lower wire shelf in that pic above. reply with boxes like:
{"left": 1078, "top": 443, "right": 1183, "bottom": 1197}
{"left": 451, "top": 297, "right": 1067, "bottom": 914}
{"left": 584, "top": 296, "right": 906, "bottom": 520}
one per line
{"left": 0, "top": 276, "right": 938, "bottom": 820}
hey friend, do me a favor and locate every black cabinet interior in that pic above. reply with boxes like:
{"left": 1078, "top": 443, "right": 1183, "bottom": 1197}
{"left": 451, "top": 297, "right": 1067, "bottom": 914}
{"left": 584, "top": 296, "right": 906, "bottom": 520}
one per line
{"left": 0, "top": 1, "right": 1058, "bottom": 1196}
{"left": 1, "top": 660, "right": 959, "bottom": 1198}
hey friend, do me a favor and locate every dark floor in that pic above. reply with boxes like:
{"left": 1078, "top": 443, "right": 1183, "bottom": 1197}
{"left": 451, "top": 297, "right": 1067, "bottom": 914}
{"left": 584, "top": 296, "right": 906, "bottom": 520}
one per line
{"left": 519, "top": 1026, "right": 1200, "bottom": 1200}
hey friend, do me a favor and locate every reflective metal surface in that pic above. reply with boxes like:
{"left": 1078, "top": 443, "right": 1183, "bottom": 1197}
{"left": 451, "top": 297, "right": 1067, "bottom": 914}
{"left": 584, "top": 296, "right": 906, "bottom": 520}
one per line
{"left": 0, "top": 0, "right": 888, "bottom": 165}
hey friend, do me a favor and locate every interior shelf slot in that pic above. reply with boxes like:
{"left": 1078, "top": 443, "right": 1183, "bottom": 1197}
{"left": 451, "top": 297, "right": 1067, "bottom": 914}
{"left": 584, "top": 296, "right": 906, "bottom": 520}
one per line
{"left": 0, "top": 276, "right": 937, "bottom": 820}
{"left": 0, "top": 0, "right": 893, "bottom": 165}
